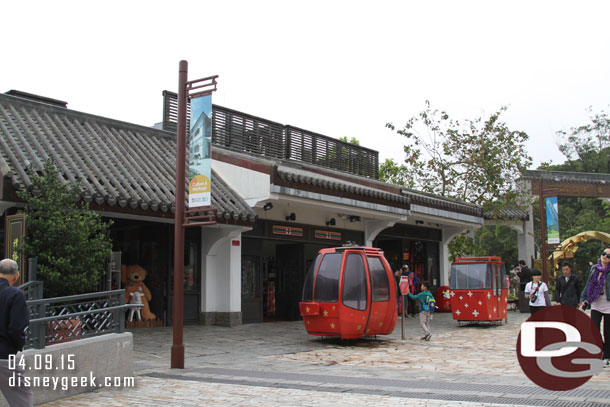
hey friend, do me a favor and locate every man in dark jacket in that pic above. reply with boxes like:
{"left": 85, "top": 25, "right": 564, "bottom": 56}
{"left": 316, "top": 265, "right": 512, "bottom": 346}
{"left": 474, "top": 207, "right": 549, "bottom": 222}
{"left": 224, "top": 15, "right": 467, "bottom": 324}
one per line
{"left": 555, "top": 261, "right": 581, "bottom": 308}
{"left": 517, "top": 260, "right": 532, "bottom": 290}
{"left": 516, "top": 260, "right": 532, "bottom": 313}
{"left": 0, "top": 258, "right": 33, "bottom": 406}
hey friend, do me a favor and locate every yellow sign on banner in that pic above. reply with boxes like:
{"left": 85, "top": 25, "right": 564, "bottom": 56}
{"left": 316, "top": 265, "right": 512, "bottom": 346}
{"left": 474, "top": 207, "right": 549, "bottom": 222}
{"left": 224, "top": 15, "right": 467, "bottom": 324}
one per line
{"left": 188, "top": 174, "right": 211, "bottom": 205}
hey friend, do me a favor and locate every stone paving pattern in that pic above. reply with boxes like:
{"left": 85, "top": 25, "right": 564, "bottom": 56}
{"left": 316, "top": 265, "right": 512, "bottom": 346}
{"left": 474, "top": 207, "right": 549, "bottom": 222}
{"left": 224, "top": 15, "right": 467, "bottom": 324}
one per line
{"left": 38, "top": 311, "right": 610, "bottom": 406}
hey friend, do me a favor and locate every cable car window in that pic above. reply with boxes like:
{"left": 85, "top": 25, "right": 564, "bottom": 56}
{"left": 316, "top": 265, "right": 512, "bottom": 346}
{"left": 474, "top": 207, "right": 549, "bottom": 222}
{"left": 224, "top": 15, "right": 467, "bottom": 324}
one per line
{"left": 368, "top": 257, "right": 390, "bottom": 301}
{"left": 501, "top": 264, "right": 508, "bottom": 289}
{"left": 450, "top": 263, "right": 491, "bottom": 289}
{"left": 495, "top": 264, "right": 502, "bottom": 296}
{"left": 302, "top": 254, "right": 321, "bottom": 301}
{"left": 343, "top": 253, "right": 367, "bottom": 310}
{"left": 314, "top": 253, "right": 342, "bottom": 302}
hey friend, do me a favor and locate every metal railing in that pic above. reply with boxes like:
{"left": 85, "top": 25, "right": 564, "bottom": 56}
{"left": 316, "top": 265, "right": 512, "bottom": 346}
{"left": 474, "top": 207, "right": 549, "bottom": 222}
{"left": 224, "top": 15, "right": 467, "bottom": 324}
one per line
{"left": 24, "top": 289, "right": 139, "bottom": 350}
{"left": 19, "top": 280, "right": 44, "bottom": 301}
{"left": 162, "top": 91, "right": 380, "bottom": 179}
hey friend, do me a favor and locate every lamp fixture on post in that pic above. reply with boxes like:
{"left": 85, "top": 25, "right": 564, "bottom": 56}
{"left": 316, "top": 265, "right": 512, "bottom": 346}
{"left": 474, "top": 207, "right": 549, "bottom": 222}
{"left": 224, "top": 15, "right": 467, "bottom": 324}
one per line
{"left": 263, "top": 202, "right": 273, "bottom": 211}
{"left": 348, "top": 216, "right": 360, "bottom": 223}
{"left": 326, "top": 218, "right": 336, "bottom": 226}
{"left": 285, "top": 212, "right": 296, "bottom": 221}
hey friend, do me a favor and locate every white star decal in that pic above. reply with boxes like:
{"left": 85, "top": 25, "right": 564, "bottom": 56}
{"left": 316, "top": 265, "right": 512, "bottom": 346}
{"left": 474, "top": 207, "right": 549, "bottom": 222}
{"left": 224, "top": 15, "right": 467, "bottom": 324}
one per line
{"left": 455, "top": 309, "right": 461, "bottom": 315}
{"left": 459, "top": 296, "right": 463, "bottom": 300}
{"left": 487, "top": 292, "right": 491, "bottom": 299}
{"left": 450, "top": 291, "right": 455, "bottom": 297}
{"left": 467, "top": 291, "right": 473, "bottom": 297}
{"left": 488, "top": 314, "right": 491, "bottom": 318}
{"left": 478, "top": 301, "right": 482, "bottom": 305}
{"left": 472, "top": 310, "right": 479, "bottom": 317}
{"left": 504, "top": 297, "right": 508, "bottom": 302}
{"left": 464, "top": 303, "right": 469, "bottom": 308}
{"left": 493, "top": 307, "right": 496, "bottom": 312}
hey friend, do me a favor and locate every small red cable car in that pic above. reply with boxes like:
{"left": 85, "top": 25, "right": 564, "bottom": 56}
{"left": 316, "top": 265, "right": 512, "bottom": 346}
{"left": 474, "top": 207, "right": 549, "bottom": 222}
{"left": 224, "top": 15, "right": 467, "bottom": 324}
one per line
{"left": 449, "top": 256, "right": 509, "bottom": 325}
{"left": 300, "top": 246, "right": 398, "bottom": 339}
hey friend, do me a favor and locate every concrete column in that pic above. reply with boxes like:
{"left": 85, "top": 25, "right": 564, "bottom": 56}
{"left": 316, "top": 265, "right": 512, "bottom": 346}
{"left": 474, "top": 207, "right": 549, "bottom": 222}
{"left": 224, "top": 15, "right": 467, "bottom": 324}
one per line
{"left": 364, "top": 219, "right": 396, "bottom": 247}
{"left": 439, "top": 227, "right": 469, "bottom": 286}
{"left": 201, "top": 226, "right": 250, "bottom": 326}
{"left": 515, "top": 179, "right": 535, "bottom": 267}
{"left": 518, "top": 206, "right": 535, "bottom": 267}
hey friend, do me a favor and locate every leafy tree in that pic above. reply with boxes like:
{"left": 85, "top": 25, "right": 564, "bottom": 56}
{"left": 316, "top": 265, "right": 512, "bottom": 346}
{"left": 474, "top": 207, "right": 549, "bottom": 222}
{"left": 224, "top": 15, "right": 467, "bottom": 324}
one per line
{"left": 448, "top": 233, "right": 483, "bottom": 262}
{"left": 338, "top": 136, "right": 360, "bottom": 146}
{"left": 554, "top": 107, "right": 610, "bottom": 173}
{"left": 448, "top": 226, "right": 518, "bottom": 265}
{"left": 536, "top": 107, "right": 610, "bottom": 275}
{"left": 18, "top": 160, "right": 113, "bottom": 297}
{"left": 385, "top": 101, "right": 532, "bottom": 214}
{"left": 379, "top": 158, "right": 413, "bottom": 188}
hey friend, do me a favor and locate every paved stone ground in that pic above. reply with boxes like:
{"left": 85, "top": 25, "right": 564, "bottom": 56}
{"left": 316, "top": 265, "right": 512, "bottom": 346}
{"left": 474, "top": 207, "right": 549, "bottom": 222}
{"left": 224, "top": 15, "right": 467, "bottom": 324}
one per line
{"left": 37, "top": 311, "right": 610, "bottom": 406}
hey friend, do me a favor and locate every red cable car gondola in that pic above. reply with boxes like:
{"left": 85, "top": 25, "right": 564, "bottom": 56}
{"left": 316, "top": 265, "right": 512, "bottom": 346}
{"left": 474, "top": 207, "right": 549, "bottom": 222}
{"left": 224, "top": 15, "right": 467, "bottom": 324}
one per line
{"left": 299, "top": 245, "right": 398, "bottom": 339}
{"left": 449, "top": 256, "right": 509, "bottom": 325}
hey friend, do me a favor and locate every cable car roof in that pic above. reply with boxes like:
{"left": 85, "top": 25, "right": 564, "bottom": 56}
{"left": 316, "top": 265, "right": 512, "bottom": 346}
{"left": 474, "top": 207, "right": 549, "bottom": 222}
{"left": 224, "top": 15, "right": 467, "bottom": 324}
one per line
{"left": 453, "top": 256, "right": 503, "bottom": 264}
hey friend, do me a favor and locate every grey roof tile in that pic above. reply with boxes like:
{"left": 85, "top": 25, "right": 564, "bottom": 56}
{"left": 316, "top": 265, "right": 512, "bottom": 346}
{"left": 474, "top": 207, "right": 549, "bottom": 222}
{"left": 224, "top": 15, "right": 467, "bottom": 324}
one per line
{"left": 276, "top": 164, "right": 410, "bottom": 205}
{"left": 0, "top": 92, "right": 256, "bottom": 223}
{"left": 522, "top": 169, "right": 610, "bottom": 185}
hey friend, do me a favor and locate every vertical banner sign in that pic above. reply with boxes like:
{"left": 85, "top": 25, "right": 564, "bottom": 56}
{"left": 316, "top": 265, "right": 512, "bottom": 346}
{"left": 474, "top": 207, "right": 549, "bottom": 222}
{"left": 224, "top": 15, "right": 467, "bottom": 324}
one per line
{"left": 188, "top": 95, "right": 212, "bottom": 208}
{"left": 545, "top": 196, "right": 560, "bottom": 244}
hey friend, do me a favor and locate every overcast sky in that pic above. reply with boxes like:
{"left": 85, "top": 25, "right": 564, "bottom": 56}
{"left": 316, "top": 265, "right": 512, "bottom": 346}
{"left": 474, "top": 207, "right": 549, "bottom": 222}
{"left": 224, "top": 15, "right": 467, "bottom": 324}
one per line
{"left": 2, "top": 1, "right": 609, "bottom": 168}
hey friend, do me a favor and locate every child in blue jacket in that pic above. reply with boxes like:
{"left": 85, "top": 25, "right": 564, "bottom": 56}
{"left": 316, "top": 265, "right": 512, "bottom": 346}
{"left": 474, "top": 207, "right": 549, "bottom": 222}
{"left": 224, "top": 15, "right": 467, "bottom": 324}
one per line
{"left": 407, "top": 281, "right": 434, "bottom": 340}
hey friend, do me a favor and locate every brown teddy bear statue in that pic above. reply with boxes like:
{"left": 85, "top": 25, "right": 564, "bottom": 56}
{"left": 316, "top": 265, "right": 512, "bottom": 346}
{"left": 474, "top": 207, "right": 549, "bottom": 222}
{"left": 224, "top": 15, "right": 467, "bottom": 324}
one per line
{"left": 121, "top": 265, "right": 156, "bottom": 320}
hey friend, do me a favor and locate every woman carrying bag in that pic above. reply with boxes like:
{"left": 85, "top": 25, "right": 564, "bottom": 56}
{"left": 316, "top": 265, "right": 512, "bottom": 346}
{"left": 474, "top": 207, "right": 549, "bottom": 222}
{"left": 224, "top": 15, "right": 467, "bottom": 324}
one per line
{"left": 580, "top": 247, "right": 610, "bottom": 367}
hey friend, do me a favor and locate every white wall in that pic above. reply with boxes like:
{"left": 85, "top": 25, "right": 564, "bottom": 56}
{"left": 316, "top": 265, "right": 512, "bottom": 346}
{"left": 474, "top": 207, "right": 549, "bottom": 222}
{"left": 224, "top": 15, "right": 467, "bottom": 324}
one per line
{"left": 201, "top": 226, "right": 247, "bottom": 314}
{"left": 212, "top": 160, "right": 270, "bottom": 207}
{"left": 439, "top": 227, "right": 470, "bottom": 286}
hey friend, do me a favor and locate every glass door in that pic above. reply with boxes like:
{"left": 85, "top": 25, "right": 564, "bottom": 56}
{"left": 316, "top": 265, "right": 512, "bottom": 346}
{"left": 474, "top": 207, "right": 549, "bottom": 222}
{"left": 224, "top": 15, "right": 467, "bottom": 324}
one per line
{"left": 241, "top": 255, "right": 263, "bottom": 323}
{"left": 183, "top": 240, "right": 201, "bottom": 323}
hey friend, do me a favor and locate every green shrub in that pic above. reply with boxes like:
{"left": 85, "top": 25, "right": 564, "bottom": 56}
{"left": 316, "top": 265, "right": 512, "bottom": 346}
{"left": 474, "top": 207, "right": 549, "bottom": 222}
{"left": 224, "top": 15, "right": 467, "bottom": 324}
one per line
{"left": 18, "top": 160, "right": 113, "bottom": 297}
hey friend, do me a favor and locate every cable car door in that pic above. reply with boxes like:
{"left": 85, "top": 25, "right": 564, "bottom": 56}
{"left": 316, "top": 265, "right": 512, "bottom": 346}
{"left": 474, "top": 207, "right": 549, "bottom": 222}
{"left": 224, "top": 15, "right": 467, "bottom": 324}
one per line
{"left": 341, "top": 251, "right": 370, "bottom": 337}
{"left": 366, "top": 255, "right": 395, "bottom": 335}
{"left": 491, "top": 263, "right": 502, "bottom": 319}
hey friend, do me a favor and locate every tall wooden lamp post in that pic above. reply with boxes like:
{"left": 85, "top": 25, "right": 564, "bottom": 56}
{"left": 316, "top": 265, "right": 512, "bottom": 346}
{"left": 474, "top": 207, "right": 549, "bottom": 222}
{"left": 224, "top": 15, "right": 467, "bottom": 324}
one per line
{"left": 172, "top": 60, "right": 218, "bottom": 368}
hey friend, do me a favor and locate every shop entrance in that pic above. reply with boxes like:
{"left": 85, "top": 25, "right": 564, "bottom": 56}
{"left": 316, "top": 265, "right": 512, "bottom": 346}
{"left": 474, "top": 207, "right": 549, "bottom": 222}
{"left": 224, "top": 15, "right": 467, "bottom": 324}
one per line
{"left": 374, "top": 224, "right": 442, "bottom": 292}
{"left": 242, "top": 238, "right": 333, "bottom": 323}
{"left": 241, "top": 254, "right": 263, "bottom": 324}
{"left": 275, "top": 243, "right": 304, "bottom": 320}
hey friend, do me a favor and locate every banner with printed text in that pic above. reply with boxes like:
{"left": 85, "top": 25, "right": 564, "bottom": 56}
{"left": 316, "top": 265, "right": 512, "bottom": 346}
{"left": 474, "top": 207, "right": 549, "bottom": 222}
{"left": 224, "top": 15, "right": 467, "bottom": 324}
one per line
{"left": 188, "top": 95, "right": 212, "bottom": 208}
{"left": 545, "top": 196, "right": 559, "bottom": 244}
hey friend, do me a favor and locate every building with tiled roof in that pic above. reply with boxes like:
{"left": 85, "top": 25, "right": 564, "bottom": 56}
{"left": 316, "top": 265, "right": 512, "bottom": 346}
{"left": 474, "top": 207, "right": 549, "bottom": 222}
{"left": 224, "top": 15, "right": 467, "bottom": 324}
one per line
{"left": 2, "top": 89, "right": 492, "bottom": 326}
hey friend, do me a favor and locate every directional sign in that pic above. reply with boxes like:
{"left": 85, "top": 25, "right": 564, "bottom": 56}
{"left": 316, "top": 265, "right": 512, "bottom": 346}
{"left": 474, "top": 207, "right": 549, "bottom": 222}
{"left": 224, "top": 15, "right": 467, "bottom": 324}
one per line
{"left": 399, "top": 276, "right": 410, "bottom": 295}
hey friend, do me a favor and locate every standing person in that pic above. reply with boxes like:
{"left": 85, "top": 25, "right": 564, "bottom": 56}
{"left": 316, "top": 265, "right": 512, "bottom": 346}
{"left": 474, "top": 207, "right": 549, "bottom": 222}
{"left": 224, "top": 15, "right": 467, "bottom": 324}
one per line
{"left": 407, "top": 281, "right": 434, "bottom": 340}
{"left": 0, "top": 259, "right": 33, "bottom": 407}
{"left": 403, "top": 265, "right": 418, "bottom": 318}
{"left": 555, "top": 262, "right": 581, "bottom": 308}
{"left": 395, "top": 265, "right": 416, "bottom": 316}
{"left": 516, "top": 260, "right": 532, "bottom": 312}
{"left": 394, "top": 267, "right": 404, "bottom": 315}
{"left": 580, "top": 247, "right": 610, "bottom": 367}
{"left": 524, "top": 269, "right": 549, "bottom": 315}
